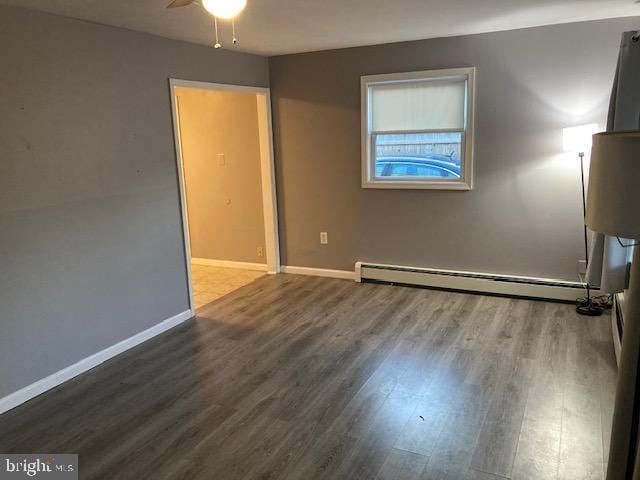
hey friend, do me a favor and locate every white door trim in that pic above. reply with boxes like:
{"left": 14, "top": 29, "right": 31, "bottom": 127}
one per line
{"left": 168, "top": 79, "right": 281, "bottom": 313}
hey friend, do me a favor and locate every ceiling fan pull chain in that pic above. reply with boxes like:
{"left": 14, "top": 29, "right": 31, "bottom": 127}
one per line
{"left": 214, "top": 16, "right": 222, "bottom": 48}
{"left": 232, "top": 19, "right": 238, "bottom": 45}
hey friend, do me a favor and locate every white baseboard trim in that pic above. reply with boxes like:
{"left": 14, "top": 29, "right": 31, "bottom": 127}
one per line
{"left": 281, "top": 265, "right": 356, "bottom": 281}
{"left": 0, "top": 309, "right": 193, "bottom": 415}
{"left": 191, "top": 257, "right": 268, "bottom": 271}
{"left": 356, "top": 261, "right": 588, "bottom": 302}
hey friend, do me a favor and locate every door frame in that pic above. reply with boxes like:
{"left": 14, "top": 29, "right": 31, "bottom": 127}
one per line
{"left": 169, "top": 78, "right": 281, "bottom": 314}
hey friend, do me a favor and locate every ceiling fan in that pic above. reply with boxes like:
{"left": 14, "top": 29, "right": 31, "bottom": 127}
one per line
{"left": 167, "top": 0, "right": 247, "bottom": 49}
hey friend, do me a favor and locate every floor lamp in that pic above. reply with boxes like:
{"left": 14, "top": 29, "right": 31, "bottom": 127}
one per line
{"left": 586, "top": 131, "right": 640, "bottom": 479}
{"left": 563, "top": 123, "right": 603, "bottom": 316}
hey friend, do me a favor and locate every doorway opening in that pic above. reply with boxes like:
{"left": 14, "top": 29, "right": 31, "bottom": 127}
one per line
{"left": 169, "top": 79, "right": 280, "bottom": 314}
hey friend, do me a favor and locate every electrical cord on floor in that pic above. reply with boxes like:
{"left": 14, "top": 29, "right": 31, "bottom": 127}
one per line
{"left": 576, "top": 272, "right": 613, "bottom": 309}
{"left": 575, "top": 293, "right": 613, "bottom": 310}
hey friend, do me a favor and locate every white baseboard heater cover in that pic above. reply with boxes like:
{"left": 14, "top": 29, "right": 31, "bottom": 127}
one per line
{"left": 355, "top": 262, "right": 588, "bottom": 302}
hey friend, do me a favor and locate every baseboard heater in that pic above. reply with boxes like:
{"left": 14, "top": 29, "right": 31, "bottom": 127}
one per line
{"left": 355, "top": 262, "right": 590, "bottom": 302}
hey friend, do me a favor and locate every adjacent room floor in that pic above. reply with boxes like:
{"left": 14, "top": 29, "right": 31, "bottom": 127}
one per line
{"left": 191, "top": 263, "right": 266, "bottom": 309}
{"left": 0, "top": 275, "right": 617, "bottom": 480}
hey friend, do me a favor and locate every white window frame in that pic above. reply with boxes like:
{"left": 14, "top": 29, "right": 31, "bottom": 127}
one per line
{"left": 361, "top": 67, "right": 476, "bottom": 190}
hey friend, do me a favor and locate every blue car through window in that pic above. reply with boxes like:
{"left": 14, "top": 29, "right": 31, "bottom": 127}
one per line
{"left": 374, "top": 132, "right": 462, "bottom": 179}
{"left": 375, "top": 156, "right": 461, "bottom": 178}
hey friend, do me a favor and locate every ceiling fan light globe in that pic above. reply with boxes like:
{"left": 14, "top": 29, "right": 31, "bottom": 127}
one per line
{"left": 202, "top": 0, "right": 246, "bottom": 19}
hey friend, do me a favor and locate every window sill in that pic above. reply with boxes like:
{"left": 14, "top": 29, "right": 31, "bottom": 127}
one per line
{"left": 361, "top": 179, "right": 473, "bottom": 190}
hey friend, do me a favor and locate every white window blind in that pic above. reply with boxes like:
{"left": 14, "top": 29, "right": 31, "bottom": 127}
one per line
{"left": 370, "top": 78, "right": 466, "bottom": 132}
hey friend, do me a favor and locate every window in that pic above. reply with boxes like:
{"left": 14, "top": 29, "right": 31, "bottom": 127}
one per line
{"left": 361, "top": 67, "right": 475, "bottom": 190}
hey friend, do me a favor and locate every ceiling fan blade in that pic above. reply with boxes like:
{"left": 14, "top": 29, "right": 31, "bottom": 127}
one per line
{"left": 166, "top": 0, "right": 195, "bottom": 8}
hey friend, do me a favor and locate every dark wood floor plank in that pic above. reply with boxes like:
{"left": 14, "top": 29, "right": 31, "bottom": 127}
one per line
{"left": 511, "top": 417, "right": 561, "bottom": 480}
{"left": 470, "top": 355, "right": 534, "bottom": 477}
{"left": 0, "top": 275, "right": 616, "bottom": 480}
{"left": 421, "top": 412, "right": 487, "bottom": 476}
{"left": 375, "top": 448, "right": 428, "bottom": 480}
{"left": 558, "top": 383, "right": 605, "bottom": 480}
{"left": 331, "top": 392, "right": 418, "bottom": 480}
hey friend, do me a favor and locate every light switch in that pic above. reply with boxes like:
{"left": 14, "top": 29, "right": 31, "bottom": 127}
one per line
{"left": 217, "top": 153, "right": 225, "bottom": 166}
{"left": 224, "top": 196, "right": 231, "bottom": 205}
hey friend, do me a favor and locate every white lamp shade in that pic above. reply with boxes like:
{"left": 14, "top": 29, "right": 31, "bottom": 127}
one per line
{"left": 586, "top": 131, "right": 640, "bottom": 239}
{"left": 563, "top": 124, "right": 599, "bottom": 153}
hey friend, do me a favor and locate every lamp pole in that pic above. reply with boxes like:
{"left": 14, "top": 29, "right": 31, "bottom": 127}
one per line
{"left": 577, "top": 151, "right": 603, "bottom": 316}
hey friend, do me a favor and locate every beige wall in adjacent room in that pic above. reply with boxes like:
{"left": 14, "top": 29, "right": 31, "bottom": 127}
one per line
{"left": 176, "top": 87, "right": 266, "bottom": 264}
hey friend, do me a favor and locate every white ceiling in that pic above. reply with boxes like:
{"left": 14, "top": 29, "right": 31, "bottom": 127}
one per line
{"left": 2, "top": 0, "right": 639, "bottom": 56}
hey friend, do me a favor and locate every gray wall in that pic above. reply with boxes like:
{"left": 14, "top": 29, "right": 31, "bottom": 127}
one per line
{"left": 0, "top": 6, "right": 268, "bottom": 398}
{"left": 176, "top": 87, "right": 266, "bottom": 264}
{"left": 269, "top": 17, "right": 639, "bottom": 280}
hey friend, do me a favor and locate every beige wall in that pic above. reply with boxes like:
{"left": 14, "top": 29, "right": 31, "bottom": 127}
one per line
{"left": 269, "top": 17, "right": 639, "bottom": 281}
{"left": 176, "top": 88, "right": 266, "bottom": 264}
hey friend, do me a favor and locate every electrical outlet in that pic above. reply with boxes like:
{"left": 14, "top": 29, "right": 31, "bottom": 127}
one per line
{"left": 320, "top": 232, "right": 328, "bottom": 245}
{"left": 224, "top": 196, "right": 231, "bottom": 205}
{"left": 257, "top": 246, "right": 264, "bottom": 257}
{"left": 217, "top": 153, "right": 226, "bottom": 166}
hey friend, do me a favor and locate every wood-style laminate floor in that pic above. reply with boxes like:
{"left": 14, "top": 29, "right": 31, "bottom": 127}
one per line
{"left": 0, "top": 275, "right": 617, "bottom": 480}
